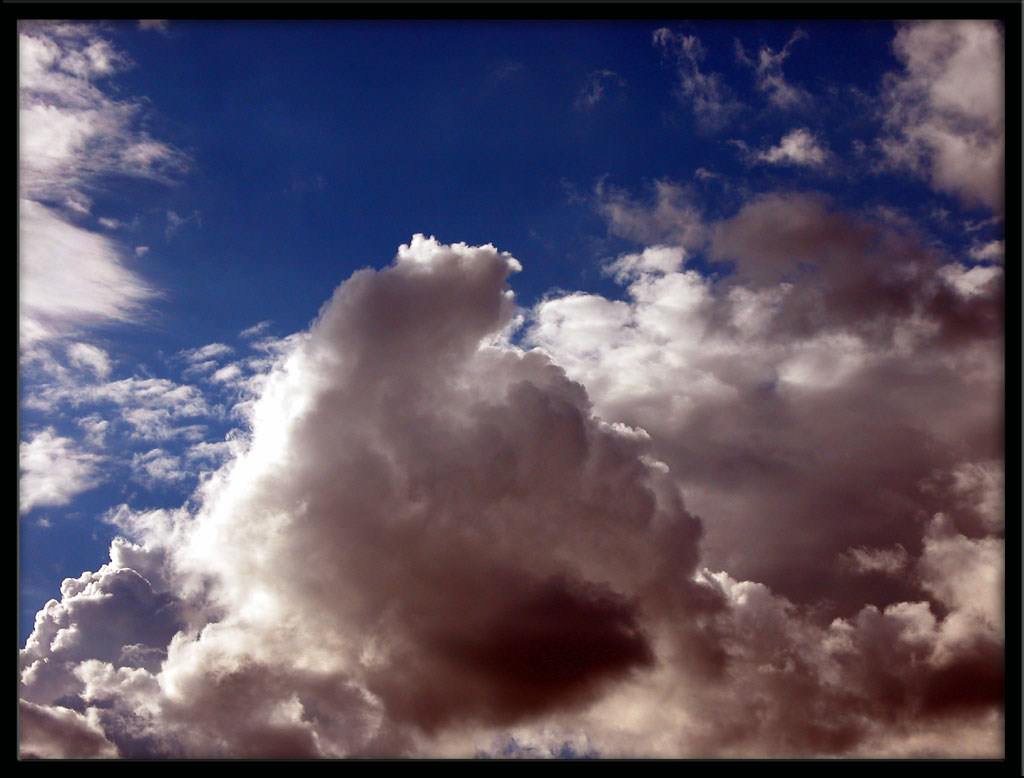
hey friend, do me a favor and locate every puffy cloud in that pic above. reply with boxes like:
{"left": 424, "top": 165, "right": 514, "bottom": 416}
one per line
{"left": 738, "top": 128, "right": 830, "bottom": 167}
{"left": 529, "top": 192, "right": 1003, "bottom": 619}
{"left": 19, "top": 229, "right": 1002, "bottom": 757}
{"left": 735, "top": 29, "right": 810, "bottom": 109}
{"left": 20, "top": 428, "right": 104, "bottom": 513}
{"left": 879, "top": 21, "right": 1004, "bottom": 212}
{"left": 653, "top": 29, "right": 742, "bottom": 130}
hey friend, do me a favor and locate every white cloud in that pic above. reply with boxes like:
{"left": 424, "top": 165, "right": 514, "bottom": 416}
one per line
{"left": 879, "top": 21, "right": 1004, "bottom": 212}
{"left": 18, "top": 22, "right": 185, "bottom": 347}
{"left": 753, "top": 128, "right": 831, "bottom": 166}
{"left": 20, "top": 428, "right": 104, "bottom": 513}
{"left": 20, "top": 199, "right": 157, "bottom": 346}
{"left": 178, "top": 342, "right": 233, "bottom": 365}
{"left": 67, "top": 341, "right": 112, "bottom": 379}
{"left": 77, "top": 415, "right": 110, "bottom": 448}
{"left": 98, "top": 217, "right": 122, "bottom": 230}
{"left": 131, "top": 449, "right": 187, "bottom": 487}
{"left": 240, "top": 320, "right": 273, "bottom": 339}
{"left": 210, "top": 363, "right": 243, "bottom": 384}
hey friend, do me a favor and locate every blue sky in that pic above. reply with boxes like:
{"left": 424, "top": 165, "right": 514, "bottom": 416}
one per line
{"left": 17, "top": 17, "right": 1007, "bottom": 758}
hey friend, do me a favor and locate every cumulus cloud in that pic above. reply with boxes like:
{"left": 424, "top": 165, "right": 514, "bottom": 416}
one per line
{"left": 20, "top": 428, "right": 104, "bottom": 513}
{"left": 19, "top": 226, "right": 1004, "bottom": 757}
{"left": 735, "top": 29, "right": 811, "bottom": 109}
{"left": 879, "top": 20, "right": 1004, "bottom": 212}
{"left": 736, "top": 128, "right": 830, "bottom": 167}
{"left": 653, "top": 28, "right": 742, "bottom": 131}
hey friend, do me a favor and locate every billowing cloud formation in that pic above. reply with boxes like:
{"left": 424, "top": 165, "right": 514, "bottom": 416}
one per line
{"left": 879, "top": 20, "right": 1004, "bottom": 212}
{"left": 20, "top": 222, "right": 1002, "bottom": 756}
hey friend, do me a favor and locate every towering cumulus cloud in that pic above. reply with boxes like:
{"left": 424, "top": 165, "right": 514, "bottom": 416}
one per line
{"left": 20, "top": 236, "right": 717, "bottom": 757}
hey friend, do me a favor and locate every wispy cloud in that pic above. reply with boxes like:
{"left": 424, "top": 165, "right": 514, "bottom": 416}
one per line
{"left": 735, "top": 29, "right": 810, "bottom": 109}
{"left": 574, "top": 69, "right": 626, "bottom": 111}
{"left": 653, "top": 28, "right": 742, "bottom": 131}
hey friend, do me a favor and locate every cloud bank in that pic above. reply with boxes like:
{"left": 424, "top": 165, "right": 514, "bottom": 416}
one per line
{"left": 20, "top": 219, "right": 1003, "bottom": 756}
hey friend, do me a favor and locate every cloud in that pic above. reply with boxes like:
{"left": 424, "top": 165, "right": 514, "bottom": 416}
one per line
{"left": 573, "top": 70, "right": 626, "bottom": 111}
{"left": 19, "top": 700, "right": 118, "bottom": 758}
{"left": 19, "top": 199, "right": 157, "bottom": 346}
{"left": 67, "top": 342, "right": 112, "bottom": 379}
{"left": 178, "top": 342, "right": 233, "bottom": 365}
{"left": 240, "top": 321, "right": 273, "bottom": 339}
{"left": 20, "top": 428, "right": 104, "bottom": 513}
{"left": 735, "top": 128, "right": 830, "bottom": 167}
{"left": 18, "top": 22, "right": 184, "bottom": 347}
{"left": 968, "top": 240, "right": 1004, "bottom": 264}
{"left": 530, "top": 191, "right": 1002, "bottom": 617}
{"left": 595, "top": 179, "right": 706, "bottom": 248}
{"left": 653, "top": 28, "right": 742, "bottom": 131}
{"left": 735, "top": 29, "right": 810, "bottom": 109}
{"left": 165, "top": 209, "right": 200, "bottom": 239}
{"left": 138, "top": 20, "right": 169, "bottom": 33}
{"left": 879, "top": 21, "right": 1004, "bottom": 212}
{"left": 19, "top": 229, "right": 1003, "bottom": 756}
{"left": 131, "top": 449, "right": 188, "bottom": 488}
{"left": 840, "top": 544, "right": 910, "bottom": 576}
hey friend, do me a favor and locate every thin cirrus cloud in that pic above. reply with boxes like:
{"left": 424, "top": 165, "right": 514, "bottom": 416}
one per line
{"left": 653, "top": 28, "right": 743, "bottom": 131}
{"left": 735, "top": 28, "right": 811, "bottom": 110}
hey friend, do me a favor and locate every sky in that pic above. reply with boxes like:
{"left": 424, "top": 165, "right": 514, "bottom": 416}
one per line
{"left": 17, "top": 16, "right": 1008, "bottom": 759}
